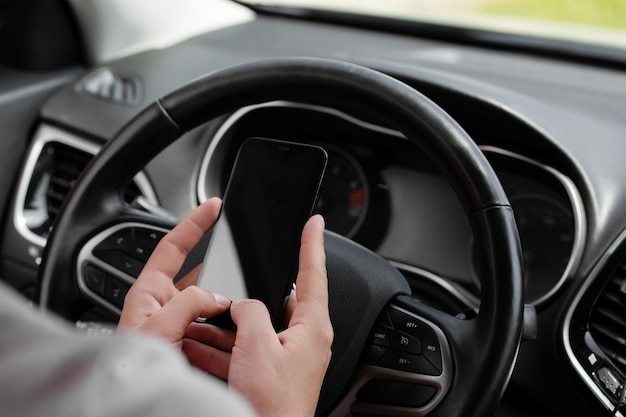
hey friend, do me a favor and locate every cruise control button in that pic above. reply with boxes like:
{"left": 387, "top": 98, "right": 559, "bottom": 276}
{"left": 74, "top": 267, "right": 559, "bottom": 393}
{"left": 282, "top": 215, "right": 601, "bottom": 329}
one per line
{"left": 391, "top": 331, "right": 422, "bottom": 355}
{"left": 387, "top": 307, "right": 431, "bottom": 338}
{"left": 420, "top": 329, "right": 442, "bottom": 372}
{"left": 372, "top": 326, "right": 393, "bottom": 347}
{"left": 379, "top": 350, "right": 440, "bottom": 376}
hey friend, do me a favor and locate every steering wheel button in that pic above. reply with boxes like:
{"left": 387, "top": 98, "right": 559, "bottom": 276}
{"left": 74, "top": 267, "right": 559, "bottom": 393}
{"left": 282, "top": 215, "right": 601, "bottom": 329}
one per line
{"left": 379, "top": 350, "right": 440, "bottom": 375}
{"left": 94, "top": 229, "right": 132, "bottom": 251}
{"left": 133, "top": 227, "right": 166, "bottom": 243}
{"left": 387, "top": 307, "right": 431, "bottom": 337}
{"left": 84, "top": 265, "right": 107, "bottom": 296}
{"left": 420, "top": 330, "right": 442, "bottom": 371}
{"left": 121, "top": 241, "right": 155, "bottom": 263}
{"left": 105, "top": 277, "right": 130, "bottom": 309}
{"left": 94, "top": 250, "right": 144, "bottom": 277}
{"left": 372, "top": 326, "right": 392, "bottom": 347}
{"left": 391, "top": 331, "right": 422, "bottom": 355}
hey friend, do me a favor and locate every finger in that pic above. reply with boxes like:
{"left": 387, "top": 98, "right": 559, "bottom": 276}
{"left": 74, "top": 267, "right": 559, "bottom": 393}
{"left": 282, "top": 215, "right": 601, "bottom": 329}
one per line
{"left": 141, "top": 286, "right": 230, "bottom": 338}
{"left": 138, "top": 198, "right": 222, "bottom": 286}
{"left": 230, "top": 299, "right": 278, "bottom": 351}
{"left": 182, "top": 338, "right": 231, "bottom": 380}
{"left": 184, "top": 321, "right": 236, "bottom": 352}
{"left": 289, "top": 215, "right": 329, "bottom": 328}
{"left": 175, "top": 264, "right": 202, "bottom": 291}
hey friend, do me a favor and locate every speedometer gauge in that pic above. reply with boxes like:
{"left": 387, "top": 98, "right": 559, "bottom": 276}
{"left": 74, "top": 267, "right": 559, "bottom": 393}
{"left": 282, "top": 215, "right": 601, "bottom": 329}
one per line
{"left": 472, "top": 194, "right": 575, "bottom": 305}
{"left": 511, "top": 195, "right": 575, "bottom": 304}
{"left": 316, "top": 147, "right": 369, "bottom": 238}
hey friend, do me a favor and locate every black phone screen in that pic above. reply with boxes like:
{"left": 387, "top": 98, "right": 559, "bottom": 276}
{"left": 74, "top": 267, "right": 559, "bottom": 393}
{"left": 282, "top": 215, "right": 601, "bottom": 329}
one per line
{"left": 196, "top": 137, "right": 327, "bottom": 327}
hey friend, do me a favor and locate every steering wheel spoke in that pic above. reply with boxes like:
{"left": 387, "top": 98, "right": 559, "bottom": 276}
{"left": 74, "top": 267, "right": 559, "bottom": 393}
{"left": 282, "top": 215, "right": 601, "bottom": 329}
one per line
{"left": 77, "top": 220, "right": 172, "bottom": 317}
{"left": 328, "top": 296, "right": 454, "bottom": 417}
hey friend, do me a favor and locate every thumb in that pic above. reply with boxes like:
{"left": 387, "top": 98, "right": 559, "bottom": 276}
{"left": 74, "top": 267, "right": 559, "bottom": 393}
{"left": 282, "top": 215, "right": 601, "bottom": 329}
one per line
{"left": 230, "top": 299, "right": 278, "bottom": 349}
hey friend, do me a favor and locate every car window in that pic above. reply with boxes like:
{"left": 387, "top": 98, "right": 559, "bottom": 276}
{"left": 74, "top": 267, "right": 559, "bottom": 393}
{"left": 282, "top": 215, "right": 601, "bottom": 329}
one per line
{"left": 240, "top": 0, "right": 626, "bottom": 51}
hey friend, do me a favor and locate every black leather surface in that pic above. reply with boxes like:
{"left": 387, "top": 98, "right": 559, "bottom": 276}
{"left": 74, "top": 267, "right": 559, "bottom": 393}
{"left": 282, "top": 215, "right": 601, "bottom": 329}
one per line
{"left": 319, "top": 231, "right": 411, "bottom": 414}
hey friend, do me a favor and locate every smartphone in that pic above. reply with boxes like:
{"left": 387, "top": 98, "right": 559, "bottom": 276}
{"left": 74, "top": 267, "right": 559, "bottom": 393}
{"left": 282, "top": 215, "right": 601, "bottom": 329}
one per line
{"left": 196, "top": 137, "right": 328, "bottom": 329}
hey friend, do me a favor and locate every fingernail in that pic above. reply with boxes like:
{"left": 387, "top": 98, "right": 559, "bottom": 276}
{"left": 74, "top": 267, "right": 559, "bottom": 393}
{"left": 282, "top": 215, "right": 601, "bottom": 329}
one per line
{"left": 315, "top": 214, "right": 325, "bottom": 229}
{"left": 213, "top": 292, "right": 231, "bottom": 306}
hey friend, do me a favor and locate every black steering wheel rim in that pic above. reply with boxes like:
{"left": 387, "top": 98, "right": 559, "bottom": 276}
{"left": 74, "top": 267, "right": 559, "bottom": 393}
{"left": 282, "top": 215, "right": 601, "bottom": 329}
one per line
{"left": 38, "top": 57, "right": 524, "bottom": 417}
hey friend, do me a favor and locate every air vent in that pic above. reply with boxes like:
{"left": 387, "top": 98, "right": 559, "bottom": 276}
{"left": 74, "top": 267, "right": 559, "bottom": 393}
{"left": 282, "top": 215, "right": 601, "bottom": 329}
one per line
{"left": 589, "top": 262, "right": 626, "bottom": 375}
{"left": 23, "top": 141, "right": 143, "bottom": 239}
{"left": 76, "top": 68, "right": 142, "bottom": 106}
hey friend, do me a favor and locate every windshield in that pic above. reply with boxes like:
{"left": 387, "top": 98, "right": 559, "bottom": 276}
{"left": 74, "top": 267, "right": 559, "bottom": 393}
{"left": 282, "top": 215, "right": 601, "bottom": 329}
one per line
{"left": 240, "top": 0, "right": 626, "bottom": 51}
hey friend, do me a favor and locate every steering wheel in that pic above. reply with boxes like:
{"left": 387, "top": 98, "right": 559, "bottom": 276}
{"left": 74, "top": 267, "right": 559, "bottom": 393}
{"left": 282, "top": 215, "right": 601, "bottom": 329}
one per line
{"left": 38, "top": 58, "right": 523, "bottom": 417}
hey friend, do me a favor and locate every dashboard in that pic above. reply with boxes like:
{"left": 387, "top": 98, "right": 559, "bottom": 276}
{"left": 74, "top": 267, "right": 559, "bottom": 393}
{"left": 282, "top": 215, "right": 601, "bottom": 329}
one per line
{"left": 2, "top": 2, "right": 626, "bottom": 416}
{"left": 198, "top": 102, "right": 584, "bottom": 313}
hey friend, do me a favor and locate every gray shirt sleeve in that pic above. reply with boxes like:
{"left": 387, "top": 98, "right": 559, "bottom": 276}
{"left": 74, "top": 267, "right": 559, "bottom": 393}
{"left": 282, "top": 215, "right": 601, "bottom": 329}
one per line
{"left": 0, "top": 282, "right": 258, "bottom": 417}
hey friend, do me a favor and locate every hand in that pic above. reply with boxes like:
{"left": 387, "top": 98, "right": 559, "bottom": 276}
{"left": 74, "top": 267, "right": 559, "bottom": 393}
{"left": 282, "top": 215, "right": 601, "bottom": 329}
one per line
{"left": 118, "top": 198, "right": 233, "bottom": 373}
{"left": 120, "top": 201, "right": 333, "bottom": 417}
{"left": 227, "top": 215, "right": 333, "bottom": 417}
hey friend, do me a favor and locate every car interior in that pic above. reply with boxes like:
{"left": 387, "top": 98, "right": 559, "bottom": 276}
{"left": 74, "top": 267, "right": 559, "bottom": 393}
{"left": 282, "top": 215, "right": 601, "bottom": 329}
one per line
{"left": 1, "top": 0, "right": 626, "bottom": 416}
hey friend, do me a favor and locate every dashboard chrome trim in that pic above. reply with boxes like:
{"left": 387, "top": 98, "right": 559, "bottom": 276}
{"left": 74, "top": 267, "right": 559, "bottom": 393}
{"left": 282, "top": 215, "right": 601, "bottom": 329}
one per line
{"left": 13, "top": 124, "right": 158, "bottom": 250}
{"left": 562, "top": 227, "right": 626, "bottom": 417}
{"left": 196, "top": 100, "right": 404, "bottom": 203}
{"left": 480, "top": 146, "right": 587, "bottom": 307}
{"left": 199, "top": 102, "right": 585, "bottom": 309}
